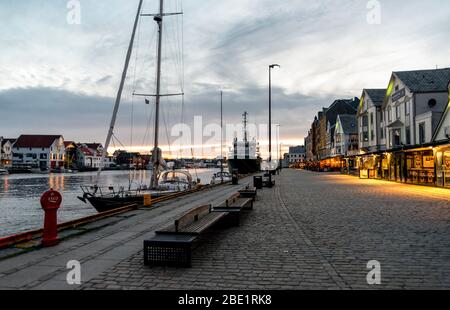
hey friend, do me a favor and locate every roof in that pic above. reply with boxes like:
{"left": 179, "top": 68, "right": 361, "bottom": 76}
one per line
{"left": 325, "top": 98, "right": 359, "bottom": 127}
{"left": 338, "top": 115, "right": 358, "bottom": 135}
{"left": 365, "top": 89, "right": 387, "bottom": 106}
{"left": 14, "top": 135, "right": 62, "bottom": 148}
{"left": 64, "top": 141, "right": 76, "bottom": 147}
{"left": 79, "top": 147, "right": 94, "bottom": 156}
{"left": 85, "top": 143, "right": 102, "bottom": 150}
{"left": 1, "top": 138, "right": 16, "bottom": 147}
{"left": 394, "top": 68, "right": 450, "bottom": 93}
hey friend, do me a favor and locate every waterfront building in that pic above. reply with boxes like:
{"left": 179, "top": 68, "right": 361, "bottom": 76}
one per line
{"left": 285, "top": 146, "right": 306, "bottom": 167}
{"left": 333, "top": 114, "right": 359, "bottom": 157}
{"left": 76, "top": 143, "right": 104, "bottom": 170}
{"left": 319, "top": 98, "right": 359, "bottom": 170}
{"left": 1, "top": 137, "right": 16, "bottom": 168}
{"left": 432, "top": 81, "right": 450, "bottom": 187}
{"left": 357, "top": 89, "right": 387, "bottom": 153}
{"left": 12, "top": 135, "right": 65, "bottom": 170}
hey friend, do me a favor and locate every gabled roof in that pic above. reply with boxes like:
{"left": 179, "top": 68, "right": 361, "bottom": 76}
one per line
{"left": 365, "top": 89, "right": 387, "bottom": 106}
{"left": 14, "top": 135, "right": 63, "bottom": 148}
{"left": 432, "top": 81, "right": 450, "bottom": 142}
{"left": 337, "top": 114, "right": 358, "bottom": 135}
{"left": 85, "top": 143, "right": 102, "bottom": 150}
{"left": 1, "top": 138, "right": 16, "bottom": 147}
{"left": 393, "top": 68, "right": 450, "bottom": 93}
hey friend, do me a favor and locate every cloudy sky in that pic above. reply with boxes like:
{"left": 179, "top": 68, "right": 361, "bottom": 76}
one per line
{"left": 1, "top": 0, "right": 449, "bottom": 156}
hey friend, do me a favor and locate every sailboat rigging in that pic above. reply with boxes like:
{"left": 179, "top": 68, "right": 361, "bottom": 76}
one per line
{"left": 79, "top": 0, "right": 196, "bottom": 213}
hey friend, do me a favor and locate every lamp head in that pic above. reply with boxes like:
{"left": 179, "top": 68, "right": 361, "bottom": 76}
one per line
{"left": 270, "top": 64, "right": 280, "bottom": 69}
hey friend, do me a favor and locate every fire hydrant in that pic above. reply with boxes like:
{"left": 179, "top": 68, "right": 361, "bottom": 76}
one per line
{"left": 40, "top": 189, "right": 62, "bottom": 247}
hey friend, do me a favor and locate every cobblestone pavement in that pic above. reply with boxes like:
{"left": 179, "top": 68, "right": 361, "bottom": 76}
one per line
{"left": 80, "top": 170, "right": 450, "bottom": 290}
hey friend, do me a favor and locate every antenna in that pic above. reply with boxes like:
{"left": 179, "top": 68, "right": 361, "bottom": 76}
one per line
{"left": 243, "top": 112, "right": 248, "bottom": 142}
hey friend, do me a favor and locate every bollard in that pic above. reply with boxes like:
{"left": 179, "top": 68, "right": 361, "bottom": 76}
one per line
{"left": 40, "top": 189, "right": 62, "bottom": 247}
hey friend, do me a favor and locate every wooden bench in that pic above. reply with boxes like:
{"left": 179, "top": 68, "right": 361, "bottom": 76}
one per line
{"left": 225, "top": 192, "right": 254, "bottom": 210}
{"left": 238, "top": 185, "right": 257, "bottom": 202}
{"left": 144, "top": 204, "right": 229, "bottom": 267}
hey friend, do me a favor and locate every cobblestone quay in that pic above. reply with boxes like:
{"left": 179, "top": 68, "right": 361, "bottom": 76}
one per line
{"left": 1, "top": 170, "right": 449, "bottom": 290}
{"left": 82, "top": 170, "right": 450, "bottom": 290}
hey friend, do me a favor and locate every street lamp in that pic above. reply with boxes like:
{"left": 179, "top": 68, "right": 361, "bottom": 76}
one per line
{"left": 268, "top": 64, "right": 280, "bottom": 187}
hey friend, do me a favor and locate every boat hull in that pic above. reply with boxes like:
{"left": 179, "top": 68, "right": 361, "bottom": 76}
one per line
{"left": 227, "top": 158, "right": 261, "bottom": 174}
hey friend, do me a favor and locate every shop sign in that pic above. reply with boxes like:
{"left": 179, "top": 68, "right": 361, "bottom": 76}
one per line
{"left": 392, "top": 88, "right": 406, "bottom": 102}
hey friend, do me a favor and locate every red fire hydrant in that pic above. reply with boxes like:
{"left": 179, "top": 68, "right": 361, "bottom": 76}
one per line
{"left": 40, "top": 189, "right": 62, "bottom": 247}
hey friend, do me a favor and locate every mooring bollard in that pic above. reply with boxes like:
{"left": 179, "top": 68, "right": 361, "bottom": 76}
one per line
{"left": 40, "top": 189, "right": 62, "bottom": 247}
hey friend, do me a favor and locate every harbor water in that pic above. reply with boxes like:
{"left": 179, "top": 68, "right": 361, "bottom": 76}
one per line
{"left": 0, "top": 169, "right": 219, "bottom": 238}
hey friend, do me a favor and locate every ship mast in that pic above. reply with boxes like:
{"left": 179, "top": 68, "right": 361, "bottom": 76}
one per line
{"left": 150, "top": 0, "right": 165, "bottom": 189}
{"left": 220, "top": 91, "right": 224, "bottom": 183}
{"left": 96, "top": 0, "right": 144, "bottom": 183}
{"left": 243, "top": 112, "right": 248, "bottom": 142}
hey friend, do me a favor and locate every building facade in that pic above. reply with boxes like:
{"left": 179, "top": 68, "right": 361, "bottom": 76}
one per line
{"left": 12, "top": 135, "right": 65, "bottom": 170}
{"left": 1, "top": 137, "right": 15, "bottom": 168}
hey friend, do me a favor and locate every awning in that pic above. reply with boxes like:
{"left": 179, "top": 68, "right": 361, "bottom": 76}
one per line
{"left": 387, "top": 119, "right": 404, "bottom": 128}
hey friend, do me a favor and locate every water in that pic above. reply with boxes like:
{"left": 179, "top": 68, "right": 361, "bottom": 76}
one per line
{"left": 0, "top": 169, "right": 218, "bottom": 238}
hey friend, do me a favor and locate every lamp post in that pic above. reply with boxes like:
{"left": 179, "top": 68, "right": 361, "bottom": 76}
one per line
{"left": 276, "top": 124, "right": 280, "bottom": 173}
{"left": 268, "top": 64, "right": 280, "bottom": 187}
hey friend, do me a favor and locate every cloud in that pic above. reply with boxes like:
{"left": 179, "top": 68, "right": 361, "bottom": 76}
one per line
{"left": 1, "top": 0, "right": 450, "bottom": 150}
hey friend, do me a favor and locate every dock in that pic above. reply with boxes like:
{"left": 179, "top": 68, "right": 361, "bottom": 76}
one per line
{"left": 1, "top": 170, "right": 450, "bottom": 290}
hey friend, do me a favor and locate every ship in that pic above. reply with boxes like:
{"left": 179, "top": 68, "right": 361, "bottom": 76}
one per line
{"left": 227, "top": 112, "right": 262, "bottom": 174}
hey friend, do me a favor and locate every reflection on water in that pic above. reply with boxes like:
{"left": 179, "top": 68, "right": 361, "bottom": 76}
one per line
{"left": 0, "top": 169, "right": 218, "bottom": 237}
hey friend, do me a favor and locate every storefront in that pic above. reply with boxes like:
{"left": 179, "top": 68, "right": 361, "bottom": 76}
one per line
{"left": 435, "top": 145, "right": 450, "bottom": 188}
{"left": 404, "top": 149, "right": 435, "bottom": 186}
{"left": 320, "top": 157, "right": 345, "bottom": 172}
{"left": 358, "top": 154, "right": 381, "bottom": 179}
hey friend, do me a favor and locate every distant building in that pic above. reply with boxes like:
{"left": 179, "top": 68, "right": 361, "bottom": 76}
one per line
{"left": 0, "top": 137, "right": 16, "bottom": 168}
{"left": 13, "top": 135, "right": 65, "bottom": 170}
{"left": 76, "top": 143, "right": 104, "bottom": 170}
{"left": 285, "top": 146, "right": 306, "bottom": 166}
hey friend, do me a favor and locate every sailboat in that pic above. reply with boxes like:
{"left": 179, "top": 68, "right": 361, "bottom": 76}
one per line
{"left": 79, "top": 0, "right": 197, "bottom": 213}
{"left": 211, "top": 91, "right": 232, "bottom": 184}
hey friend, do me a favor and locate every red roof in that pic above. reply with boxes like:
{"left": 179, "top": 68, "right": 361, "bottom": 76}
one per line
{"left": 79, "top": 147, "right": 94, "bottom": 156}
{"left": 14, "top": 135, "right": 63, "bottom": 148}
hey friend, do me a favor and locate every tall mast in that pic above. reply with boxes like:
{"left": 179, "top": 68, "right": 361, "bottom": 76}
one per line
{"left": 220, "top": 91, "right": 224, "bottom": 183}
{"left": 151, "top": 0, "right": 164, "bottom": 189}
{"left": 97, "top": 0, "right": 143, "bottom": 182}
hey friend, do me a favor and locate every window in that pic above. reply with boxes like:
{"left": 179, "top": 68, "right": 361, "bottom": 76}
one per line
{"left": 363, "top": 115, "right": 368, "bottom": 127}
{"left": 405, "top": 101, "right": 410, "bottom": 115}
{"left": 380, "top": 127, "right": 384, "bottom": 139}
{"left": 380, "top": 111, "right": 384, "bottom": 122}
{"left": 419, "top": 123, "right": 425, "bottom": 144}
{"left": 406, "top": 126, "right": 411, "bottom": 145}
{"left": 428, "top": 98, "right": 437, "bottom": 108}
{"left": 388, "top": 107, "right": 392, "bottom": 122}
{"left": 395, "top": 105, "right": 400, "bottom": 120}
{"left": 370, "top": 130, "right": 375, "bottom": 141}
{"left": 370, "top": 113, "right": 374, "bottom": 126}
{"left": 395, "top": 85, "right": 399, "bottom": 91}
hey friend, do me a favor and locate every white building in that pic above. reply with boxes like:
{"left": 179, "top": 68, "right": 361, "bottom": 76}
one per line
{"left": 357, "top": 89, "right": 386, "bottom": 153}
{"left": 284, "top": 146, "right": 306, "bottom": 165}
{"left": 383, "top": 68, "right": 450, "bottom": 149}
{"left": 77, "top": 143, "right": 104, "bottom": 170}
{"left": 1, "top": 137, "right": 15, "bottom": 168}
{"left": 334, "top": 115, "right": 359, "bottom": 157}
{"left": 13, "top": 135, "right": 65, "bottom": 170}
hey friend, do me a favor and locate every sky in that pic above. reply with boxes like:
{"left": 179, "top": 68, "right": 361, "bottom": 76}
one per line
{"left": 1, "top": 0, "right": 450, "bottom": 157}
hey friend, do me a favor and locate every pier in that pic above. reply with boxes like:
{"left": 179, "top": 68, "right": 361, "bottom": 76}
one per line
{"left": 1, "top": 170, "right": 450, "bottom": 290}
